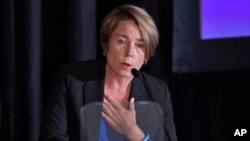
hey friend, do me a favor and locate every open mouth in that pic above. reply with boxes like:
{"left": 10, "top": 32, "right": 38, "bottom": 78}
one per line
{"left": 121, "top": 63, "right": 132, "bottom": 69}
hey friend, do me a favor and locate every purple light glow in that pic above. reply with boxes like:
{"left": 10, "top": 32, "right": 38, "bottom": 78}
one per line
{"left": 201, "top": 0, "right": 250, "bottom": 39}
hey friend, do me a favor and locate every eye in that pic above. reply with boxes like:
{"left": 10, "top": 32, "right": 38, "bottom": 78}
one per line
{"left": 117, "top": 39, "right": 127, "bottom": 45}
{"left": 136, "top": 43, "right": 144, "bottom": 48}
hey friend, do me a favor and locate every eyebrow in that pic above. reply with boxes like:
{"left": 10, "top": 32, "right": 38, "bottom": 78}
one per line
{"left": 116, "top": 34, "right": 144, "bottom": 42}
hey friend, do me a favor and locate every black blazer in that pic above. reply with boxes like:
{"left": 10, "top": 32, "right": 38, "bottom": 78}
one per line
{"left": 42, "top": 59, "right": 177, "bottom": 141}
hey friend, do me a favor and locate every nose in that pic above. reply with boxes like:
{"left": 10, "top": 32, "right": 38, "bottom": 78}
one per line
{"left": 126, "top": 43, "right": 135, "bottom": 57}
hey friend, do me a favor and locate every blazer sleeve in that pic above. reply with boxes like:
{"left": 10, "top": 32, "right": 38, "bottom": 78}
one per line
{"left": 42, "top": 65, "right": 69, "bottom": 141}
{"left": 163, "top": 83, "right": 178, "bottom": 141}
{"left": 142, "top": 73, "right": 177, "bottom": 141}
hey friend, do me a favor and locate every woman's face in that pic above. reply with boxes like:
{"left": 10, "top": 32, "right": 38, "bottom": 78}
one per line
{"left": 105, "top": 20, "right": 145, "bottom": 78}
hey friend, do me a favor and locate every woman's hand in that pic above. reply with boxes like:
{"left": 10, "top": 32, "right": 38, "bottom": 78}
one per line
{"left": 102, "top": 95, "right": 145, "bottom": 141}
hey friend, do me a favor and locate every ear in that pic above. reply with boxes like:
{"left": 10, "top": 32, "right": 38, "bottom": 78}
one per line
{"left": 101, "top": 42, "right": 109, "bottom": 53}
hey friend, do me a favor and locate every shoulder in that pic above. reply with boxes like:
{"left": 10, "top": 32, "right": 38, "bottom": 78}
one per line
{"left": 140, "top": 71, "right": 167, "bottom": 88}
{"left": 140, "top": 71, "right": 171, "bottom": 102}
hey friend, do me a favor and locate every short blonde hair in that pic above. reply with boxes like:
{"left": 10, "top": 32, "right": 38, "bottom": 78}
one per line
{"left": 100, "top": 5, "right": 159, "bottom": 60}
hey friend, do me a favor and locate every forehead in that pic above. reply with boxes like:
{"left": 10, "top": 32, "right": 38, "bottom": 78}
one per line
{"left": 111, "top": 20, "right": 143, "bottom": 40}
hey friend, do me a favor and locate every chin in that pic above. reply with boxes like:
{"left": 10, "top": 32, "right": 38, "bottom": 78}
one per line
{"left": 118, "top": 71, "right": 133, "bottom": 78}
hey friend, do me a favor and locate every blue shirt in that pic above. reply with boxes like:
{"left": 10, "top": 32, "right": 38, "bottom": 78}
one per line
{"left": 99, "top": 119, "right": 150, "bottom": 141}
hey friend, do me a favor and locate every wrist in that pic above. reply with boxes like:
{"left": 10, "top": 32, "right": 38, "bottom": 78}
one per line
{"left": 141, "top": 133, "right": 150, "bottom": 141}
{"left": 126, "top": 126, "right": 145, "bottom": 141}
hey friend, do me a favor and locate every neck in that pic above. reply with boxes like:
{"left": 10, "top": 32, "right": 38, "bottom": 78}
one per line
{"left": 104, "top": 65, "right": 133, "bottom": 101}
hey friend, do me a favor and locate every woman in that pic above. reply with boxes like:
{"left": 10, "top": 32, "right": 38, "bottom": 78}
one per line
{"left": 43, "top": 4, "right": 177, "bottom": 141}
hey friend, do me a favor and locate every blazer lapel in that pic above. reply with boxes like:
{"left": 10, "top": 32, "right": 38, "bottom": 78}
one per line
{"left": 130, "top": 77, "right": 151, "bottom": 101}
{"left": 81, "top": 79, "right": 104, "bottom": 141}
{"left": 83, "top": 79, "right": 104, "bottom": 105}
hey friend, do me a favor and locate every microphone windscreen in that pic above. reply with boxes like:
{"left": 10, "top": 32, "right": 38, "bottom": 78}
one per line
{"left": 131, "top": 68, "right": 140, "bottom": 77}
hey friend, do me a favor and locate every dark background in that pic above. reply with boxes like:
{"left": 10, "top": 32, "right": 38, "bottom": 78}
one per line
{"left": 173, "top": 0, "right": 250, "bottom": 73}
{"left": 1, "top": 0, "right": 250, "bottom": 141}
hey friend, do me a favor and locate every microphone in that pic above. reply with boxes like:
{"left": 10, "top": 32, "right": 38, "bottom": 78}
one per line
{"left": 131, "top": 68, "right": 153, "bottom": 101}
{"left": 131, "top": 68, "right": 172, "bottom": 141}
{"left": 131, "top": 68, "right": 140, "bottom": 78}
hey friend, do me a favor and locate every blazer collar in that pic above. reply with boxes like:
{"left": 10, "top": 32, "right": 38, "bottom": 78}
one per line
{"left": 83, "top": 59, "right": 106, "bottom": 104}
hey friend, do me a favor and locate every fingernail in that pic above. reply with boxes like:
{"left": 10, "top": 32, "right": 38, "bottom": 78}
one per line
{"left": 131, "top": 97, "right": 134, "bottom": 102}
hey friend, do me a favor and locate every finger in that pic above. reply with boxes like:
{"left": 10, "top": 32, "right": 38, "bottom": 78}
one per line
{"left": 102, "top": 112, "right": 115, "bottom": 127}
{"left": 102, "top": 112, "right": 123, "bottom": 134}
{"left": 103, "top": 102, "right": 122, "bottom": 127}
{"left": 103, "top": 98, "right": 124, "bottom": 121}
{"left": 129, "top": 97, "right": 135, "bottom": 112}
{"left": 103, "top": 97, "right": 116, "bottom": 111}
{"left": 102, "top": 103, "right": 123, "bottom": 129}
{"left": 103, "top": 98, "right": 116, "bottom": 116}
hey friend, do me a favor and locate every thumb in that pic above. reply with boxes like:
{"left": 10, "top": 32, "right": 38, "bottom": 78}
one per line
{"left": 129, "top": 97, "right": 135, "bottom": 112}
